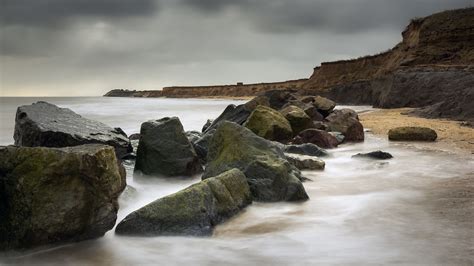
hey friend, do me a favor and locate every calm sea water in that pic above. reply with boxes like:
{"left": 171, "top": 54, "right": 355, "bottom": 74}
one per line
{"left": 0, "top": 97, "right": 473, "bottom": 265}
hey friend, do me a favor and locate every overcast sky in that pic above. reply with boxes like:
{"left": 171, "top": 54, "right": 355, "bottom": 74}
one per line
{"left": 1, "top": 0, "right": 472, "bottom": 96}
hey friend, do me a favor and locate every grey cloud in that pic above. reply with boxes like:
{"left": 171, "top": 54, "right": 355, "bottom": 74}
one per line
{"left": 0, "top": 0, "right": 158, "bottom": 26}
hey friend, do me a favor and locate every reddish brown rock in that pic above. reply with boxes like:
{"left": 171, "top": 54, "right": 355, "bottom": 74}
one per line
{"left": 291, "top": 129, "right": 339, "bottom": 149}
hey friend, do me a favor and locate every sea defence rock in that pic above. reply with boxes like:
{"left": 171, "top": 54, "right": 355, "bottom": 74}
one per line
{"left": 14, "top": 101, "right": 132, "bottom": 159}
{"left": 203, "top": 104, "right": 251, "bottom": 133}
{"left": 244, "top": 105, "right": 293, "bottom": 142}
{"left": 284, "top": 143, "right": 329, "bottom": 157}
{"left": 326, "top": 109, "right": 364, "bottom": 142}
{"left": 280, "top": 106, "right": 314, "bottom": 135}
{"left": 203, "top": 122, "right": 308, "bottom": 202}
{"left": 352, "top": 151, "right": 393, "bottom": 160}
{"left": 285, "top": 154, "right": 325, "bottom": 170}
{"left": 0, "top": 144, "right": 126, "bottom": 250}
{"left": 292, "top": 129, "right": 339, "bottom": 149}
{"left": 312, "top": 96, "right": 336, "bottom": 116}
{"left": 388, "top": 126, "right": 438, "bottom": 141}
{"left": 115, "top": 169, "right": 252, "bottom": 236}
{"left": 134, "top": 117, "right": 202, "bottom": 176}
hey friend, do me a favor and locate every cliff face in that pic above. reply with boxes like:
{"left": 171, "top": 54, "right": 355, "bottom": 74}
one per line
{"left": 160, "top": 79, "right": 308, "bottom": 98}
{"left": 104, "top": 89, "right": 163, "bottom": 97}
{"left": 304, "top": 7, "right": 474, "bottom": 91}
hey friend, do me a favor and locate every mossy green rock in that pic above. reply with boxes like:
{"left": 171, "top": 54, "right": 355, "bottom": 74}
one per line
{"left": 115, "top": 168, "right": 251, "bottom": 236}
{"left": 280, "top": 105, "right": 314, "bottom": 135}
{"left": 0, "top": 144, "right": 126, "bottom": 250}
{"left": 388, "top": 127, "right": 437, "bottom": 141}
{"left": 244, "top": 105, "right": 293, "bottom": 142}
{"left": 135, "top": 117, "right": 202, "bottom": 176}
{"left": 203, "top": 121, "right": 309, "bottom": 202}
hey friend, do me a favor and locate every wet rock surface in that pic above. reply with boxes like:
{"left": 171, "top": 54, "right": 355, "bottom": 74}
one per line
{"left": 134, "top": 117, "right": 202, "bottom": 176}
{"left": 0, "top": 144, "right": 126, "bottom": 250}
{"left": 115, "top": 169, "right": 252, "bottom": 236}
{"left": 13, "top": 101, "right": 132, "bottom": 159}
{"left": 352, "top": 151, "right": 394, "bottom": 160}
{"left": 292, "top": 129, "right": 340, "bottom": 149}
{"left": 203, "top": 121, "right": 308, "bottom": 202}
{"left": 244, "top": 105, "right": 293, "bottom": 142}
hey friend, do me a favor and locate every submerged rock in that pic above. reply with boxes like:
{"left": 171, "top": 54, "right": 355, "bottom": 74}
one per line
{"left": 134, "top": 117, "right": 202, "bottom": 176}
{"left": 352, "top": 151, "right": 393, "bottom": 160}
{"left": 280, "top": 105, "right": 314, "bottom": 135}
{"left": 203, "top": 121, "right": 308, "bottom": 202}
{"left": 244, "top": 105, "right": 293, "bottom": 142}
{"left": 115, "top": 169, "right": 252, "bottom": 236}
{"left": 326, "top": 109, "right": 364, "bottom": 142}
{"left": 284, "top": 143, "right": 329, "bottom": 157}
{"left": 0, "top": 144, "right": 126, "bottom": 250}
{"left": 292, "top": 129, "right": 339, "bottom": 149}
{"left": 388, "top": 127, "right": 438, "bottom": 141}
{"left": 14, "top": 101, "right": 132, "bottom": 159}
{"left": 285, "top": 154, "right": 325, "bottom": 170}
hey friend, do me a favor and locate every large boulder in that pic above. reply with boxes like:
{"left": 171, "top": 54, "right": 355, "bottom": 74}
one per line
{"left": 14, "top": 101, "right": 132, "bottom": 159}
{"left": 0, "top": 144, "right": 126, "bottom": 250}
{"left": 134, "top": 117, "right": 202, "bottom": 176}
{"left": 292, "top": 129, "right": 339, "bottom": 149}
{"left": 244, "top": 105, "right": 293, "bottom": 142}
{"left": 326, "top": 109, "right": 364, "bottom": 142}
{"left": 313, "top": 96, "right": 336, "bottom": 116}
{"left": 284, "top": 143, "right": 329, "bottom": 157}
{"left": 280, "top": 106, "right": 314, "bottom": 135}
{"left": 203, "top": 122, "right": 308, "bottom": 202}
{"left": 388, "top": 127, "right": 438, "bottom": 141}
{"left": 115, "top": 169, "right": 252, "bottom": 236}
{"left": 259, "top": 90, "right": 297, "bottom": 109}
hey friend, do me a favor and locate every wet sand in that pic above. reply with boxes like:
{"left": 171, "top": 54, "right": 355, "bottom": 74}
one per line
{"left": 360, "top": 108, "right": 474, "bottom": 154}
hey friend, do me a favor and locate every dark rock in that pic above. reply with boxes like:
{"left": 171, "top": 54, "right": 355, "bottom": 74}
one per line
{"left": 259, "top": 90, "right": 298, "bottom": 109}
{"left": 280, "top": 105, "right": 314, "bottom": 135}
{"left": 14, "top": 101, "right": 132, "bottom": 159}
{"left": 193, "top": 129, "right": 216, "bottom": 163}
{"left": 129, "top": 133, "right": 141, "bottom": 140}
{"left": 201, "top": 119, "right": 214, "bottom": 132}
{"left": 285, "top": 154, "right": 325, "bottom": 170}
{"left": 244, "top": 105, "right": 293, "bottom": 142}
{"left": 388, "top": 126, "right": 438, "bottom": 141}
{"left": 115, "top": 169, "right": 252, "bottom": 236}
{"left": 326, "top": 109, "right": 364, "bottom": 142}
{"left": 121, "top": 152, "right": 137, "bottom": 160}
{"left": 352, "top": 151, "right": 393, "bottom": 160}
{"left": 243, "top": 95, "right": 271, "bottom": 110}
{"left": 203, "top": 104, "right": 251, "bottom": 133}
{"left": 304, "top": 105, "right": 325, "bottom": 121}
{"left": 203, "top": 122, "right": 308, "bottom": 202}
{"left": 134, "top": 117, "right": 202, "bottom": 176}
{"left": 313, "top": 96, "right": 336, "bottom": 116}
{"left": 313, "top": 121, "right": 329, "bottom": 130}
{"left": 292, "top": 129, "right": 339, "bottom": 149}
{"left": 0, "top": 144, "right": 126, "bottom": 250}
{"left": 328, "top": 132, "right": 345, "bottom": 144}
{"left": 185, "top": 130, "right": 202, "bottom": 143}
{"left": 284, "top": 143, "right": 329, "bottom": 157}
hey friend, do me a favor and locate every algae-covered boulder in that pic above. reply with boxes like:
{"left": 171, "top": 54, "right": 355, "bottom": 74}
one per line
{"left": 135, "top": 117, "right": 202, "bottom": 176}
{"left": 203, "top": 121, "right": 308, "bottom": 202}
{"left": 388, "top": 127, "right": 438, "bottom": 141}
{"left": 326, "top": 109, "right": 364, "bottom": 142}
{"left": 280, "top": 106, "right": 314, "bottom": 135}
{"left": 292, "top": 129, "right": 339, "bottom": 149}
{"left": 14, "top": 101, "right": 132, "bottom": 159}
{"left": 313, "top": 96, "right": 336, "bottom": 116}
{"left": 115, "top": 169, "right": 252, "bottom": 236}
{"left": 244, "top": 105, "right": 293, "bottom": 142}
{"left": 0, "top": 144, "right": 126, "bottom": 250}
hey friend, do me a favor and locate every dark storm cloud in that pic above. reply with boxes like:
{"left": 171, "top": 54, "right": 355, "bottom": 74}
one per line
{"left": 178, "top": 0, "right": 473, "bottom": 33}
{"left": 0, "top": 0, "right": 158, "bottom": 26}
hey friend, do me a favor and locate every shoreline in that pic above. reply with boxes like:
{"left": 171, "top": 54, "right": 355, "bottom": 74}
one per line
{"left": 359, "top": 108, "right": 474, "bottom": 155}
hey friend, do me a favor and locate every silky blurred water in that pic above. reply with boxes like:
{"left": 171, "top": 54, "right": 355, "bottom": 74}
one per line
{"left": 0, "top": 97, "right": 473, "bottom": 265}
